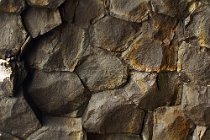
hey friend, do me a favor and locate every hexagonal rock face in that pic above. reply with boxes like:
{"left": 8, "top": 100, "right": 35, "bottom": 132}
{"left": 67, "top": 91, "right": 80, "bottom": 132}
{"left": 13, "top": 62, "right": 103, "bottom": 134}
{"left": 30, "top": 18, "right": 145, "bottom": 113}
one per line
{"left": 26, "top": 117, "right": 85, "bottom": 140}
{"left": 0, "top": 94, "right": 41, "bottom": 139}
{"left": 87, "top": 134, "right": 142, "bottom": 140}
{"left": 74, "top": 0, "right": 105, "bottom": 28}
{"left": 185, "top": 6, "right": 210, "bottom": 49}
{"left": 0, "top": 131, "right": 20, "bottom": 140}
{"left": 23, "top": 7, "right": 62, "bottom": 38}
{"left": 83, "top": 90, "right": 145, "bottom": 134}
{"left": 76, "top": 47, "right": 128, "bottom": 93}
{"left": 123, "top": 38, "right": 163, "bottom": 72}
{"left": 0, "top": 14, "right": 27, "bottom": 59}
{"left": 123, "top": 38, "right": 177, "bottom": 72}
{"left": 27, "top": 71, "right": 89, "bottom": 116}
{"left": 181, "top": 83, "right": 210, "bottom": 126}
{"left": 26, "top": 0, "right": 65, "bottom": 8}
{"left": 122, "top": 15, "right": 179, "bottom": 72}
{"left": 0, "top": 0, "right": 25, "bottom": 13}
{"left": 178, "top": 41, "right": 210, "bottom": 84}
{"left": 90, "top": 16, "right": 140, "bottom": 52}
{"left": 27, "top": 24, "right": 86, "bottom": 72}
{"left": 110, "top": 0, "right": 151, "bottom": 23}
{"left": 151, "top": 0, "right": 189, "bottom": 19}
{"left": 124, "top": 72, "right": 158, "bottom": 109}
{"left": 153, "top": 106, "right": 193, "bottom": 140}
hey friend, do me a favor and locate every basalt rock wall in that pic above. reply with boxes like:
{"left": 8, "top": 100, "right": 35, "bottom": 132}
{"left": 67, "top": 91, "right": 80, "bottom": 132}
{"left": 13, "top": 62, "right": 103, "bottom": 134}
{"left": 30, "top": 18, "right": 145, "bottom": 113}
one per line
{"left": 0, "top": 0, "right": 210, "bottom": 140}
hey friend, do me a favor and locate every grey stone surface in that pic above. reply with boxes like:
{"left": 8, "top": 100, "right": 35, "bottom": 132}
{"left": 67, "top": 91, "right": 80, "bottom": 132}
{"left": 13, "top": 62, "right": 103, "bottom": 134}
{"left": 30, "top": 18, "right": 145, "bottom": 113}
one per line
{"left": 74, "top": 0, "right": 105, "bottom": 28}
{"left": 178, "top": 41, "right": 210, "bottom": 85}
{"left": 153, "top": 106, "right": 193, "bottom": 140}
{"left": 122, "top": 14, "right": 178, "bottom": 72}
{"left": 181, "top": 83, "right": 210, "bottom": 126}
{"left": 76, "top": 47, "right": 128, "bottom": 92}
{"left": 0, "top": 93, "right": 41, "bottom": 139}
{"left": 26, "top": 23, "right": 86, "bottom": 72}
{"left": 27, "top": 70, "right": 89, "bottom": 116}
{"left": 0, "top": 14, "right": 27, "bottom": 59}
{"left": 0, "top": 0, "right": 25, "bottom": 13}
{"left": 185, "top": 6, "right": 210, "bottom": 49}
{"left": 90, "top": 16, "right": 140, "bottom": 52}
{"left": 26, "top": 0, "right": 65, "bottom": 8}
{"left": 23, "top": 7, "right": 62, "bottom": 38}
{"left": 0, "top": 0, "right": 210, "bottom": 139}
{"left": 110, "top": 0, "right": 151, "bottom": 23}
{"left": 83, "top": 90, "right": 145, "bottom": 134}
{"left": 27, "top": 117, "right": 85, "bottom": 140}
{"left": 151, "top": 0, "right": 190, "bottom": 19}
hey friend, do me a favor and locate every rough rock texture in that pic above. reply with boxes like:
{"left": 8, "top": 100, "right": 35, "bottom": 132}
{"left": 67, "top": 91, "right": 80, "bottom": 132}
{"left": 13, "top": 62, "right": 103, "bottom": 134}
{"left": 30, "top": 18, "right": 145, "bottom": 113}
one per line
{"left": 74, "top": 0, "right": 105, "bottom": 28}
{"left": 27, "top": 117, "right": 85, "bottom": 140}
{"left": 26, "top": 0, "right": 65, "bottom": 8}
{"left": 0, "top": 14, "right": 27, "bottom": 59}
{"left": 178, "top": 41, "right": 210, "bottom": 85}
{"left": 76, "top": 47, "right": 128, "bottom": 92}
{"left": 110, "top": 0, "right": 151, "bottom": 23}
{"left": 182, "top": 83, "right": 210, "bottom": 126}
{"left": 23, "top": 7, "right": 62, "bottom": 38}
{"left": 90, "top": 16, "right": 140, "bottom": 52}
{"left": 0, "top": 93, "right": 41, "bottom": 139}
{"left": 27, "top": 70, "right": 89, "bottom": 116}
{"left": 153, "top": 106, "right": 193, "bottom": 140}
{"left": 0, "top": 0, "right": 25, "bottom": 13}
{"left": 122, "top": 14, "right": 179, "bottom": 72}
{"left": 26, "top": 24, "right": 86, "bottom": 72}
{"left": 151, "top": 0, "right": 190, "bottom": 19}
{"left": 83, "top": 90, "right": 145, "bottom": 134}
{"left": 185, "top": 5, "right": 210, "bottom": 49}
{"left": 1, "top": 0, "right": 210, "bottom": 139}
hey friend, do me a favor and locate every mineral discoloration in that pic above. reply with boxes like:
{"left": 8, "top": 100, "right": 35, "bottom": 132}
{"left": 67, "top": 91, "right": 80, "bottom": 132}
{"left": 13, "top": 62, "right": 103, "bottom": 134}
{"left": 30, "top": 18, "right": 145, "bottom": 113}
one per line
{"left": 0, "top": 0, "right": 210, "bottom": 139}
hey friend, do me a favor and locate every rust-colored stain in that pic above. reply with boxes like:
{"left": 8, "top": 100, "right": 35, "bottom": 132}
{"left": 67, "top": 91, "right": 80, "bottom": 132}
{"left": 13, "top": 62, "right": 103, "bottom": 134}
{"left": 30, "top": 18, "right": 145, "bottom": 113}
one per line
{"left": 123, "top": 38, "right": 177, "bottom": 73}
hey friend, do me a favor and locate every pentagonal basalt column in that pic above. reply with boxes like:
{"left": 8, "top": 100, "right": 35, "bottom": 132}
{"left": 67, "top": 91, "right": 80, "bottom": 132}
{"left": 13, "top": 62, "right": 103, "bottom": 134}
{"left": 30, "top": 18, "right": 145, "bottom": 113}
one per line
{"left": 76, "top": 47, "right": 128, "bottom": 93}
{"left": 82, "top": 89, "right": 145, "bottom": 134}
{"left": 26, "top": 23, "right": 87, "bottom": 72}
{"left": 27, "top": 70, "right": 89, "bottom": 116}
{"left": 90, "top": 16, "right": 141, "bottom": 52}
